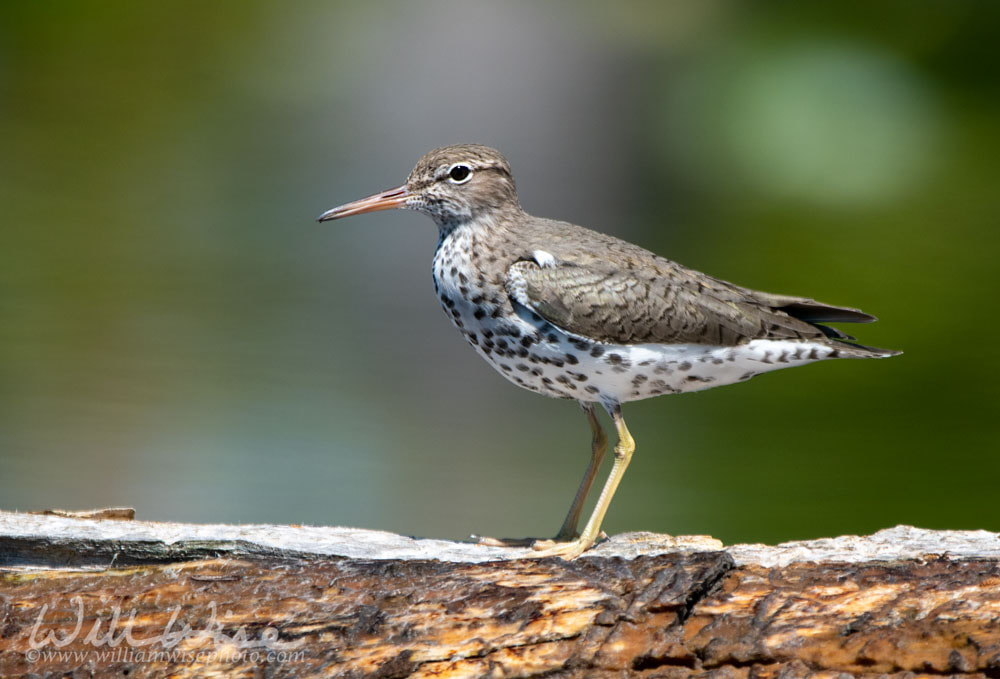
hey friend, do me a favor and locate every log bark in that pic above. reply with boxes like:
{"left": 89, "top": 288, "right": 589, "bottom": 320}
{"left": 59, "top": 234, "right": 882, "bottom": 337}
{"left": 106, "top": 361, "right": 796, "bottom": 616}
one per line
{"left": 2, "top": 510, "right": 1000, "bottom": 678}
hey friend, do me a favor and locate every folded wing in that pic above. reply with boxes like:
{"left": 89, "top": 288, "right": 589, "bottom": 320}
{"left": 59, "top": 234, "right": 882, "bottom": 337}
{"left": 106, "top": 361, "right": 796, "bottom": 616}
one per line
{"left": 505, "top": 258, "right": 878, "bottom": 347}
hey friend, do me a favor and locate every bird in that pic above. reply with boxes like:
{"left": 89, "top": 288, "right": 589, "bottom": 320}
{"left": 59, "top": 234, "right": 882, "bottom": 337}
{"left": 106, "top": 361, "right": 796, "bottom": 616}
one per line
{"left": 317, "top": 144, "right": 899, "bottom": 559}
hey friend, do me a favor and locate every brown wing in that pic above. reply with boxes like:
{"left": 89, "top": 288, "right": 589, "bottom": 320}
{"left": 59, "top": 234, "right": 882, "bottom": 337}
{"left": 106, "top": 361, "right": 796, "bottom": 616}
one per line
{"left": 505, "top": 258, "right": 875, "bottom": 346}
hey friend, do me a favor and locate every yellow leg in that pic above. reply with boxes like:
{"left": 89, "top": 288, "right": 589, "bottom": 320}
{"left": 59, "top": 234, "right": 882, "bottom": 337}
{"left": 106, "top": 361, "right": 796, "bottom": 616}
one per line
{"left": 555, "top": 403, "right": 608, "bottom": 540}
{"left": 474, "top": 403, "right": 608, "bottom": 548}
{"left": 532, "top": 404, "right": 635, "bottom": 560}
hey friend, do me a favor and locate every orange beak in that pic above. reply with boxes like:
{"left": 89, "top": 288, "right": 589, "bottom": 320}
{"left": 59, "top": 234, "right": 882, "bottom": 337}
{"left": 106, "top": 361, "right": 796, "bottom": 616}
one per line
{"left": 316, "top": 185, "right": 408, "bottom": 222}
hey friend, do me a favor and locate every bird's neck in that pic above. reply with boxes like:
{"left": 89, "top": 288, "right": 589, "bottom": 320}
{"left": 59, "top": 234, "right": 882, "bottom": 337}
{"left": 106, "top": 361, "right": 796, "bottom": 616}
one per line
{"left": 434, "top": 204, "right": 525, "bottom": 241}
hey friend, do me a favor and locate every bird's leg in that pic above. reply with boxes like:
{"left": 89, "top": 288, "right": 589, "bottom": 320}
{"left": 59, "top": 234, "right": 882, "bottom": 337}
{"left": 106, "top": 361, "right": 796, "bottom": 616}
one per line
{"left": 531, "top": 403, "right": 635, "bottom": 560}
{"left": 475, "top": 404, "right": 608, "bottom": 549}
{"left": 554, "top": 403, "right": 608, "bottom": 540}
{"left": 473, "top": 402, "right": 608, "bottom": 550}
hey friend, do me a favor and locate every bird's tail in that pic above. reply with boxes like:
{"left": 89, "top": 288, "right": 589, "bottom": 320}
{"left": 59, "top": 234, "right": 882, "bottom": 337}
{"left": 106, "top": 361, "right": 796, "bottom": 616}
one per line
{"left": 829, "top": 341, "right": 902, "bottom": 359}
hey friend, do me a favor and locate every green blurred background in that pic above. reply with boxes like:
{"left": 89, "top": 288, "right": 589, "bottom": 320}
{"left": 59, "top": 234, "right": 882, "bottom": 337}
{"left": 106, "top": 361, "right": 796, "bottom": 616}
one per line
{"left": 2, "top": 2, "right": 998, "bottom": 546}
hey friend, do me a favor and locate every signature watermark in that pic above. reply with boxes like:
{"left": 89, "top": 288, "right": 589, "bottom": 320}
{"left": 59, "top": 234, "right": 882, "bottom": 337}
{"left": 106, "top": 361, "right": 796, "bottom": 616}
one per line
{"left": 26, "top": 647, "right": 306, "bottom": 664}
{"left": 24, "top": 596, "right": 305, "bottom": 664}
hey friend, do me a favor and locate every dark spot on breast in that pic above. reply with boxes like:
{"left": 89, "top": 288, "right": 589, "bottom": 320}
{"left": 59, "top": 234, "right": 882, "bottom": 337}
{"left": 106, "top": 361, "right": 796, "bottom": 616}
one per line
{"left": 546, "top": 333, "right": 558, "bottom": 344}
{"left": 585, "top": 385, "right": 600, "bottom": 394}
{"left": 500, "top": 364, "right": 512, "bottom": 372}
{"left": 632, "top": 374, "right": 648, "bottom": 386}
{"left": 517, "top": 364, "right": 529, "bottom": 372}
{"left": 458, "top": 272, "right": 468, "bottom": 284}
{"left": 473, "top": 308, "right": 486, "bottom": 320}
{"left": 541, "top": 377, "right": 553, "bottom": 385}
{"left": 520, "top": 336, "right": 536, "bottom": 348}
{"left": 678, "top": 361, "right": 692, "bottom": 371}
{"left": 449, "top": 266, "right": 457, "bottom": 276}
{"left": 482, "top": 330, "right": 493, "bottom": 339}
{"left": 564, "top": 354, "right": 579, "bottom": 365}
{"left": 607, "top": 353, "right": 623, "bottom": 364}
{"left": 590, "top": 345, "right": 605, "bottom": 357}
{"left": 497, "top": 339, "right": 508, "bottom": 350}
{"left": 518, "top": 348, "right": 529, "bottom": 358}
{"left": 829, "top": 348, "right": 840, "bottom": 359}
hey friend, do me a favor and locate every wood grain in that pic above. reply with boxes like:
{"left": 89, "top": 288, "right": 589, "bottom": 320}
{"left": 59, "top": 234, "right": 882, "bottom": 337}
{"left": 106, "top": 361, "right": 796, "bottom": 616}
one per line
{"left": 2, "top": 512, "right": 999, "bottom": 678}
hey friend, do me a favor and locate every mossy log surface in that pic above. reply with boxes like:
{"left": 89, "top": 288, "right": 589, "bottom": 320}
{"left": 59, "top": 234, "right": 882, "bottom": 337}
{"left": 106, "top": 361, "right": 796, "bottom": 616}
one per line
{"left": 2, "top": 511, "right": 1000, "bottom": 678}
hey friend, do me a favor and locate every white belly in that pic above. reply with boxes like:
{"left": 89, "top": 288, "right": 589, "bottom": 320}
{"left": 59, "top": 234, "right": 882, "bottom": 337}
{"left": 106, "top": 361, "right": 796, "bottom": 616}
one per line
{"left": 471, "top": 317, "right": 840, "bottom": 404}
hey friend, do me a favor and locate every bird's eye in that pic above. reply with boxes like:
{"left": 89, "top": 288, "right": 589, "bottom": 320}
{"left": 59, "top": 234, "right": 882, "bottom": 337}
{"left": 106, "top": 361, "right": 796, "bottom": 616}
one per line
{"left": 448, "top": 164, "right": 472, "bottom": 184}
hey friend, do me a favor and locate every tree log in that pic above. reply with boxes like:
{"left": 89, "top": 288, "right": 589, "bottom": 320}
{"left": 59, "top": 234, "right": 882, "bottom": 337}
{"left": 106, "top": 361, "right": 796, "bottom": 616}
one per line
{"left": 2, "top": 510, "right": 1000, "bottom": 678}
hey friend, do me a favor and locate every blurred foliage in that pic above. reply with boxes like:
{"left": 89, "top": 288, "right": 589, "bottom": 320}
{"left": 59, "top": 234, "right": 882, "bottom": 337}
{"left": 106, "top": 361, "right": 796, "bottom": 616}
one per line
{"left": 1, "top": 1, "right": 998, "bottom": 545}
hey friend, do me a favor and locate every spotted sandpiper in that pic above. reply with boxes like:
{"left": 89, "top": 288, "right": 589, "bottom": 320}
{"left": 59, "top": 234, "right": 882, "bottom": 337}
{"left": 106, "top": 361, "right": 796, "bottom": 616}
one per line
{"left": 318, "top": 144, "right": 899, "bottom": 559}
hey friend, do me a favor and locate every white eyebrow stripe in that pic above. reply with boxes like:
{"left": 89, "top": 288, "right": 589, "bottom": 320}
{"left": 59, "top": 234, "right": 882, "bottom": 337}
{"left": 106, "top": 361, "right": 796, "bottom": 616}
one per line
{"left": 532, "top": 250, "right": 557, "bottom": 268}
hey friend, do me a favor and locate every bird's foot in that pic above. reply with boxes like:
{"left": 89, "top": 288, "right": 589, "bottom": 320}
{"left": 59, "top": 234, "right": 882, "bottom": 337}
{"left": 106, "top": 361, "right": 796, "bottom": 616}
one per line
{"left": 472, "top": 530, "right": 608, "bottom": 555}
{"left": 472, "top": 535, "right": 536, "bottom": 547}
{"left": 528, "top": 537, "right": 592, "bottom": 560}
{"left": 528, "top": 530, "right": 609, "bottom": 560}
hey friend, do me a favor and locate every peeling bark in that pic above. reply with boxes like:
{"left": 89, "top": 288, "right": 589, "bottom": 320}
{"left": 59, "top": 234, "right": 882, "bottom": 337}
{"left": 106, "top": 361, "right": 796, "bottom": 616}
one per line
{"left": 1, "top": 511, "right": 999, "bottom": 678}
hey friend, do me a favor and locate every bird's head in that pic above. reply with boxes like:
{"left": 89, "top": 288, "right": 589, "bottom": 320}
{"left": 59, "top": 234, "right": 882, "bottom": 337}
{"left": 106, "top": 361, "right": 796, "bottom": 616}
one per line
{"left": 318, "top": 144, "right": 521, "bottom": 228}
